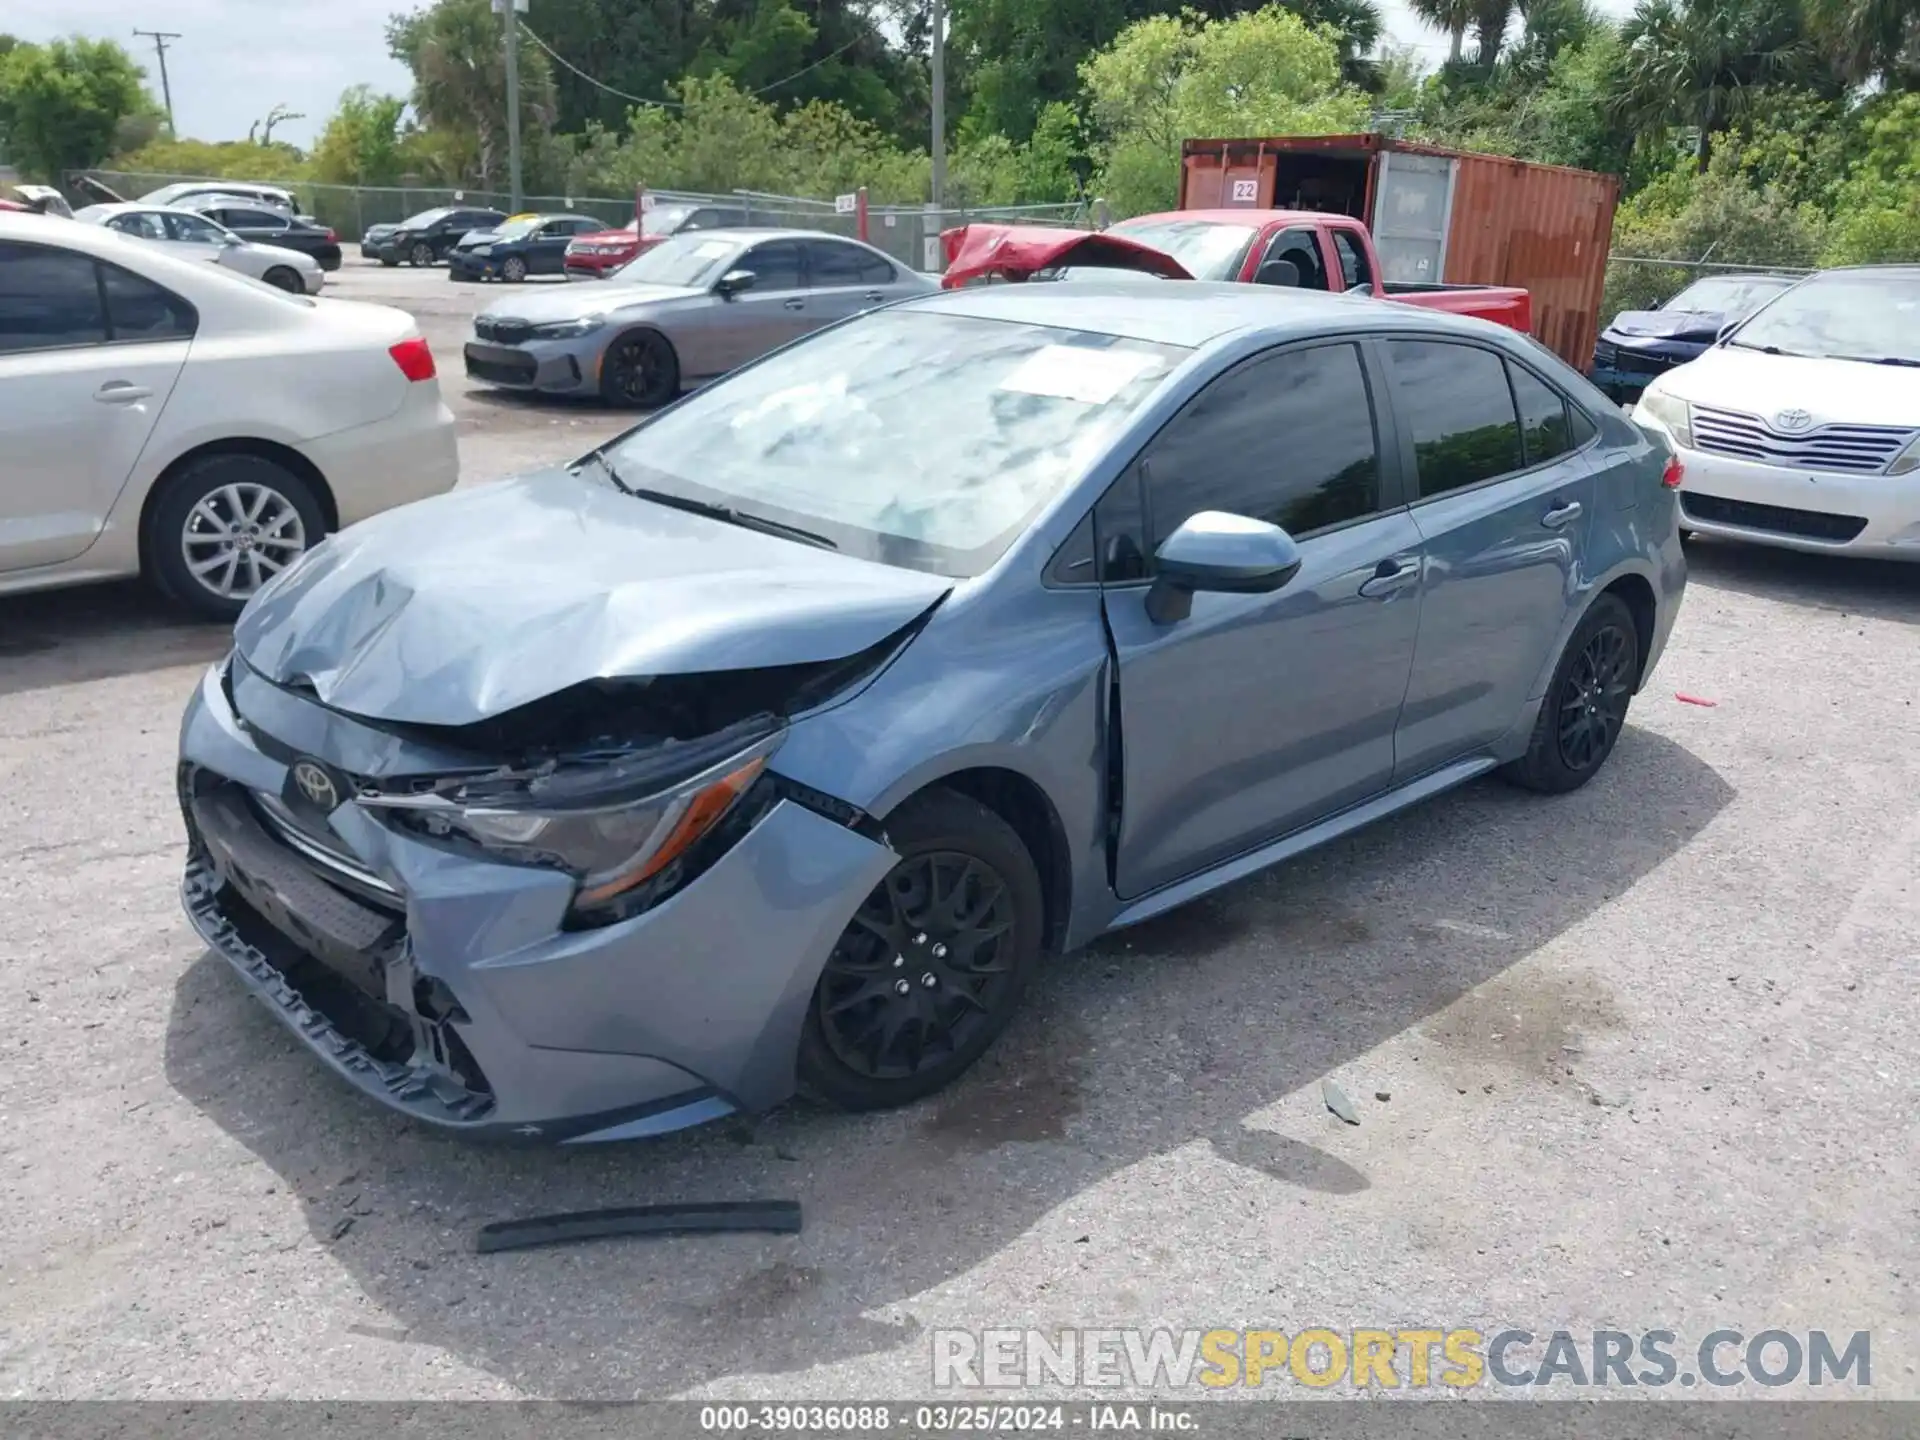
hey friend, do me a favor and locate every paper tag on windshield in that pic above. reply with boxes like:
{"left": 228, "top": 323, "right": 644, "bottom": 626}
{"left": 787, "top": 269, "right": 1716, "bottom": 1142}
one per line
{"left": 999, "top": 345, "right": 1157, "bottom": 405}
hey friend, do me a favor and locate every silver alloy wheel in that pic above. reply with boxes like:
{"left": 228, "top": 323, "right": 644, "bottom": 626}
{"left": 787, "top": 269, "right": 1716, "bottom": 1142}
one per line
{"left": 179, "top": 481, "right": 308, "bottom": 600}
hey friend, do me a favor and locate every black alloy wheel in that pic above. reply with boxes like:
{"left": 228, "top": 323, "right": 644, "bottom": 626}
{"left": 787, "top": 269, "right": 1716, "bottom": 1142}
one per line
{"left": 1500, "top": 592, "right": 1640, "bottom": 794}
{"left": 799, "top": 789, "right": 1042, "bottom": 1109}
{"left": 410, "top": 240, "right": 435, "bottom": 267}
{"left": 600, "top": 330, "right": 679, "bottom": 408}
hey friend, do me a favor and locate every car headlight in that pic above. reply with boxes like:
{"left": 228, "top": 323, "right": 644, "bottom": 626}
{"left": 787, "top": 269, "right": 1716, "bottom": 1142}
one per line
{"left": 362, "top": 728, "right": 780, "bottom": 916}
{"left": 1891, "top": 435, "right": 1920, "bottom": 476}
{"left": 1638, "top": 387, "right": 1693, "bottom": 447}
{"left": 526, "top": 314, "right": 606, "bottom": 339}
{"left": 471, "top": 244, "right": 493, "bottom": 256}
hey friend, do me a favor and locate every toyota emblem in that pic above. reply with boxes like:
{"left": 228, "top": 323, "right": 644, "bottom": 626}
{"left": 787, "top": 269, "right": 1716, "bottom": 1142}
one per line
{"left": 1773, "top": 407, "right": 1813, "bottom": 431}
{"left": 292, "top": 759, "right": 339, "bottom": 811}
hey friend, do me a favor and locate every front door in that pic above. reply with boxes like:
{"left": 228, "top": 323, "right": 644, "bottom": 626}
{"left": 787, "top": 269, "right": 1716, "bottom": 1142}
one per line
{"left": 0, "top": 242, "right": 190, "bottom": 573}
{"left": 708, "top": 239, "right": 811, "bottom": 372}
{"left": 1105, "top": 340, "right": 1424, "bottom": 899}
{"left": 1382, "top": 339, "right": 1598, "bottom": 776}
{"left": 159, "top": 209, "right": 231, "bottom": 264}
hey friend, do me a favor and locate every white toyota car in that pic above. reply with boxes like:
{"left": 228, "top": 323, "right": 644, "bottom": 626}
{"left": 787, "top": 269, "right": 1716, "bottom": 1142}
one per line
{"left": 1633, "top": 265, "right": 1920, "bottom": 559}
{"left": 0, "top": 213, "right": 458, "bottom": 619}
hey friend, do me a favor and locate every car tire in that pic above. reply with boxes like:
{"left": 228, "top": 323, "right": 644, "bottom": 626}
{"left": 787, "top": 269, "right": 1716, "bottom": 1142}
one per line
{"left": 410, "top": 241, "right": 435, "bottom": 267}
{"left": 797, "top": 788, "right": 1045, "bottom": 1111}
{"left": 1499, "top": 592, "right": 1640, "bottom": 795}
{"left": 261, "top": 266, "right": 303, "bottom": 293}
{"left": 147, "top": 453, "right": 328, "bottom": 623}
{"left": 600, "top": 329, "right": 680, "bottom": 408}
{"left": 502, "top": 256, "right": 527, "bottom": 282}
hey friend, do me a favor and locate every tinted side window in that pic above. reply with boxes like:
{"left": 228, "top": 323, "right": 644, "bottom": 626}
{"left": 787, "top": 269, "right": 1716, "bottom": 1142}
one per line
{"left": 100, "top": 262, "right": 196, "bottom": 341}
{"left": 740, "top": 240, "right": 804, "bottom": 291}
{"left": 1507, "top": 361, "right": 1574, "bottom": 466}
{"left": 806, "top": 240, "right": 876, "bottom": 286}
{"left": 1387, "top": 341, "right": 1524, "bottom": 498}
{"left": 1568, "top": 405, "right": 1598, "bottom": 445}
{"left": 229, "top": 209, "right": 286, "bottom": 229}
{"left": 1332, "top": 230, "right": 1372, "bottom": 291}
{"left": 166, "top": 212, "right": 226, "bottom": 244}
{"left": 0, "top": 243, "right": 108, "bottom": 352}
{"left": 111, "top": 212, "right": 168, "bottom": 241}
{"left": 1096, "top": 468, "right": 1150, "bottom": 583}
{"left": 857, "top": 251, "right": 896, "bottom": 284}
{"left": 1146, "top": 343, "right": 1381, "bottom": 543}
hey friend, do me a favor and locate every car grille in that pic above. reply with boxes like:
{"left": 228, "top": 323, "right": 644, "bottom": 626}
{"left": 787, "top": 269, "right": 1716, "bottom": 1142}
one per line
{"left": 1690, "top": 404, "right": 1916, "bottom": 475}
{"left": 252, "top": 790, "right": 400, "bottom": 905}
{"left": 1680, "top": 491, "right": 1869, "bottom": 543}
{"left": 466, "top": 351, "right": 537, "bottom": 385}
{"left": 473, "top": 316, "right": 531, "bottom": 345}
{"left": 1594, "top": 340, "right": 1676, "bottom": 377}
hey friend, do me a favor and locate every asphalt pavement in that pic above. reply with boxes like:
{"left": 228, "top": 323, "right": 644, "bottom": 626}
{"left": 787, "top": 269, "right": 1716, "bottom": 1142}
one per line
{"left": 1, "top": 262, "right": 1916, "bottom": 1401}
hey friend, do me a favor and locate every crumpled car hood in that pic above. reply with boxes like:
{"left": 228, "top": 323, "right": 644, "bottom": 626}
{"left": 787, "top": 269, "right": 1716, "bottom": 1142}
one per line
{"left": 233, "top": 469, "right": 951, "bottom": 728}
{"left": 1607, "top": 308, "right": 1723, "bottom": 343}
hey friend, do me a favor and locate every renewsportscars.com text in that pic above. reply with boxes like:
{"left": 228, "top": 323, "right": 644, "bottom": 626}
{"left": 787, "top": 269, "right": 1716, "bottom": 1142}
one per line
{"left": 931, "top": 1327, "right": 1871, "bottom": 1390}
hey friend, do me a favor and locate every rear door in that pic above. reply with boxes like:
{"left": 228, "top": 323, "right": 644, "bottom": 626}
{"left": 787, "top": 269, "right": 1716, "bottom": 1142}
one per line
{"left": 1385, "top": 338, "right": 1597, "bottom": 776}
{"left": 159, "top": 209, "right": 231, "bottom": 263}
{"left": 801, "top": 238, "right": 907, "bottom": 327}
{"left": 213, "top": 205, "right": 297, "bottom": 253}
{"left": 0, "top": 241, "right": 192, "bottom": 572}
{"left": 1105, "top": 340, "right": 1424, "bottom": 898}
{"left": 708, "top": 239, "right": 810, "bottom": 371}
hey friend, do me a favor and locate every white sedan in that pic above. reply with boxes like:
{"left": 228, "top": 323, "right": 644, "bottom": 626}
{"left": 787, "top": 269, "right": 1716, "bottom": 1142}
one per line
{"left": 0, "top": 212, "right": 459, "bottom": 619}
{"left": 76, "top": 202, "right": 325, "bottom": 294}
{"left": 1634, "top": 265, "right": 1920, "bottom": 559}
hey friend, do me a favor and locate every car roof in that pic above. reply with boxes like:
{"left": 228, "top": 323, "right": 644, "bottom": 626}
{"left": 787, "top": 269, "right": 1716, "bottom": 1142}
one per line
{"left": 902, "top": 280, "right": 1499, "bottom": 348}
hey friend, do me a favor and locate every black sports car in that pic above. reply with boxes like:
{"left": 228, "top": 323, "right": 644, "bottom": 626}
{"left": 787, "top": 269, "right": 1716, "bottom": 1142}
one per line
{"left": 377, "top": 206, "right": 509, "bottom": 267}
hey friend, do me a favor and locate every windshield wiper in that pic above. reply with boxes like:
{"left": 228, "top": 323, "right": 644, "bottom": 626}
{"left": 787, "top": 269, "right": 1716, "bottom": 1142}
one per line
{"left": 570, "top": 450, "right": 624, "bottom": 490}
{"left": 619, "top": 482, "right": 839, "bottom": 551}
{"left": 1728, "top": 342, "right": 1808, "bottom": 357}
{"left": 1849, "top": 354, "right": 1920, "bottom": 368}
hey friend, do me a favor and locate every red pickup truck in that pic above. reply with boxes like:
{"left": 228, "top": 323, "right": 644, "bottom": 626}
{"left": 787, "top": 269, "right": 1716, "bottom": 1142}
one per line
{"left": 942, "top": 208, "right": 1532, "bottom": 335}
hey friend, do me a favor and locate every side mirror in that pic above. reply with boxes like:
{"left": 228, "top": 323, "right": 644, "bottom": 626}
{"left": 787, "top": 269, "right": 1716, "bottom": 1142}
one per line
{"left": 1144, "top": 511, "right": 1303, "bottom": 624}
{"left": 1255, "top": 257, "right": 1301, "bottom": 288}
{"left": 715, "top": 268, "right": 757, "bottom": 298}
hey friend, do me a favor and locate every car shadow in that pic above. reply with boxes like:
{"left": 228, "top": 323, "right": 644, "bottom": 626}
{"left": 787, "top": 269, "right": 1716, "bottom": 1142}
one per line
{"left": 461, "top": 385, "right": 648, "bottom": 420}
{"left": 162, "top": 725, "right": 1731, "bottom": 1398}
{"left": 1684, "top": 535, "right": 1920, "bottom": 626}
{"left": 0, "top": 582, "right": 228, "bottom": 699}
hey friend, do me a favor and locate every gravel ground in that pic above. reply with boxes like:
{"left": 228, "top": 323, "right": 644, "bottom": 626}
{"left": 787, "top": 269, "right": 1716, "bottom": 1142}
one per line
{"left": 1, "top": 261, "right": 1916, "bottom": 1401}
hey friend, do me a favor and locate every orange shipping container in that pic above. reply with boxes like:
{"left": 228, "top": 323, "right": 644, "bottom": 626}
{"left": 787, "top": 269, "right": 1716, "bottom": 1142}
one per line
{"left": 1177, "top": 134, "right": 1620, "bottom": 371}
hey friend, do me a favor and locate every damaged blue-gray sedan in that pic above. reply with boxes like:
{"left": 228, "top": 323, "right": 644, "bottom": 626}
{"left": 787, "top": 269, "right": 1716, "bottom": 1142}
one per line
{"left": 177, "top": 283, "right": 1686, "bottom": 1143}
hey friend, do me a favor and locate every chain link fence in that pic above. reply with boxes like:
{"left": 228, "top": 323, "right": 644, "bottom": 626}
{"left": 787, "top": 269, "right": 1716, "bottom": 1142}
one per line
{"left": 73, "top": 170, "right": 1098, "bottom": 272}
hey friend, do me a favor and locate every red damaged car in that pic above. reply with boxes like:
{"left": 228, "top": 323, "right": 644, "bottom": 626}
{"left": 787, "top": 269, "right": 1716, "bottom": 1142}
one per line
{"left": 564, "top": 201, "right": 753, "bottom": 278}
{"left": 942, "top": 208, "right": 1532, "bottom": 337}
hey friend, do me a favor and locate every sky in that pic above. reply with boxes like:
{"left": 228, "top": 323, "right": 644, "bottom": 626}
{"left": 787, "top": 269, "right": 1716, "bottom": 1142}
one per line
{"left": 10, "top": 0, "right": 1640, "bottom": 151}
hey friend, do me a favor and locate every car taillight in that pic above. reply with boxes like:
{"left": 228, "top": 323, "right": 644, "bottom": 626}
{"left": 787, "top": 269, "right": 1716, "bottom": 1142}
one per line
{"left": 1661, "top": 454, "right": 1684, "bottom": 488}
{"left": 389, "top": 337, "right": 436, "bottom": 382}
{"left": 322, "top": 228, "right": 337, "bottom": 242}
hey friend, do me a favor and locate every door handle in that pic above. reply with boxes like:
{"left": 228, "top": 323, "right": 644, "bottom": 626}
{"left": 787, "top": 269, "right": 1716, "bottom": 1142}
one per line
{"left": 1542, "top": 500, "right": 1584, "bottom": 529}
{"left": 782, "top": 298, "right": 806, "bottom": 311}
{"left": 1358, "top": 555, "right": 1419, "bottom": 599}
{"left": 94, "top": 382, "right": 153, "bottom": 404}
{"left": 863, "top": 290, "right": 885, "bottom": 302}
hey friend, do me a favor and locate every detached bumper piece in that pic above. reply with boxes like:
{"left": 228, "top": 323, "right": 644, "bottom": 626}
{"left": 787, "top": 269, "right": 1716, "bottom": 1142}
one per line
{"left": 181, "top": 769, "right": 497, "bottom": 1127}
{"left": 475, "top": 1200, "right": 803, "bottom": 1254}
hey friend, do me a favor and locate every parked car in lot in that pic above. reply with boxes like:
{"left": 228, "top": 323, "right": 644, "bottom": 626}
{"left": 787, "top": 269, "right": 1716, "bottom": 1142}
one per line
{"left": 1634, "top": 266, "right": 1920, "bottom": 559}
{"left": 0, "top": 213, "right": 457, "bottom": 619}
{"left": 178, "top": 280, "right": 1683, "bottom": 1142}
{"left": 464, "top": 227, "right": 934, "bottom": 406}
{"left": 375, "top": 205, "right": 510, "bottom": 267}
{"left": 1592, "top": 273, "right": 1798, "bottom": 402}
{"left": 141, "top": 180, "right": 302, "bottom": 213}
{"left": 564, "top": 202, "right": 752, "bottom": 278}
{"left": 944, "top": 211, "right": 1533, "bottom": 337}
{"left": 76, "top": 203, "right": 324, "bottom": 293}
{"left": 447, "top": 213, "right": 602, "bottom": 281}
{"left": 182, "top": 198, "right": 343, "bottom": 271}
{"left": 4, "top": 184, "right": 74, "bottom": 218}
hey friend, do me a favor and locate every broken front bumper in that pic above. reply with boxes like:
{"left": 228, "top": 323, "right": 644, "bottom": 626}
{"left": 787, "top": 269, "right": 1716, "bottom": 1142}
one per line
{"left": 177, "top": 660, "right": 895, "bottom": 1143}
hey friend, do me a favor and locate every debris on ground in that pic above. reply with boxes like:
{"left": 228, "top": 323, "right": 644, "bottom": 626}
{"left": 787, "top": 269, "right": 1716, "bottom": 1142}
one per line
{"left": 1374, "top": 1091, "right": 1391, "bottom": 1102}
{"left": 1674, "top": 693, "right": 1719, "bottom": 707}
{"left": 1322, "top": 1080, "right": 1361, "bottom": 1126}
{"left": 475, "top": 1200, "right": 802, "bottom": 1255}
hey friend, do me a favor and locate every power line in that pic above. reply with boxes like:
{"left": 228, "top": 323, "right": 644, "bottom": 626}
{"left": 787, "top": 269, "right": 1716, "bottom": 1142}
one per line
{"left": 517, "top": 22, "right": 866, "bottom": 111}
{"left": 132, "top": 28, "right": 181, "bottom": 133}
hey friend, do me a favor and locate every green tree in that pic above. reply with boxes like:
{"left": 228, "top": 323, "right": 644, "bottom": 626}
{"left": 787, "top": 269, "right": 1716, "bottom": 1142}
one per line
{"left": 1804, "top": 0, "right": 1920, "bottom": 83}
{"left": 1281, "top": 0, "right": 1387, "bottom": 87}
{"left": 388, "top": 0, "right": 562, "bottom": 188}
{"left": 1407, "top": 0, "right": 1476, "bottom": 61}
{"left": 1615, "top": 0, "right": 1810, "bottom": 173}
{"left": 0, "top": 37, "right": 153, "bottom": 181}
{"left": 310, "top": 85, "right": 412, "bottom": 185}
{"left": 1080, "top": 6, "right": 1368, "bottom": 216}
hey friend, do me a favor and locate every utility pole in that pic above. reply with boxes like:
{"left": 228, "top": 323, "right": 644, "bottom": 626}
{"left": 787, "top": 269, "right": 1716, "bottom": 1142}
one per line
{"left": 493, "top": 0, "right": 525, "bottom": 212}
{"left": 132, "top": 29, "right": 181, "bottom": 135}
{"left": 929, "top": 0, "right": 946, "bottom": 210}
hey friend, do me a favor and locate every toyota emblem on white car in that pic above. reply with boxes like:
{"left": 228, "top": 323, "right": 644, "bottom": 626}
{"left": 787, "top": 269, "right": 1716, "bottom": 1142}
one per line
{"left": 1773, "top": 408, "right": 1813, "bottom": 431}
{"left": 292, "top": 759, "right": 338, "bottom": 810}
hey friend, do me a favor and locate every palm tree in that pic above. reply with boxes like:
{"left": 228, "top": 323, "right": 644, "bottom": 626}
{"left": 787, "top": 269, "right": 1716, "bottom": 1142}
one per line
{"left": 1616, "top": 0, "right": 1809, "bottom": 172}
{"left": 1284, "top": 0, "right": 1388, "bottom": 86}
{"left": 1471, "top": 0, "right": 1517, "bottom": 64}
{"left": 1805, "top": 0, "right": 1920, "bottom": 83}
{"left": 1408, "top": 0, "right": 1477, "bottom": 61}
